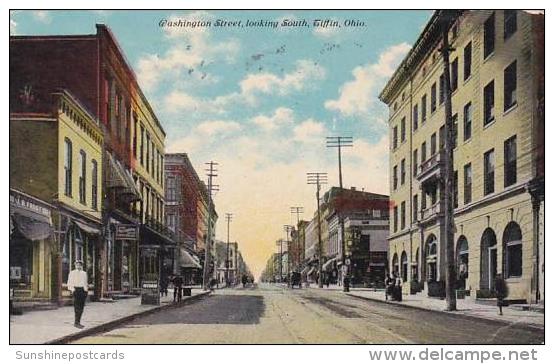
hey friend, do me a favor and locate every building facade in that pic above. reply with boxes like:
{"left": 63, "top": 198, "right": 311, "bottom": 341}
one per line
{"left": 380, "top": 10, "right": 544, "bottom": 302}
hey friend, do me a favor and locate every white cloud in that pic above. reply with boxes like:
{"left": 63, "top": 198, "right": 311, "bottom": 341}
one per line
{"left": 251, "top": 107, "right": 294, "bottom": 131}
{"left": 240, "top": 59, "right": 326, "bottom": 97}
{"left": 32, "top": 11, "right": 51, "bottom": 24}
{"left": 10, "top": 19, "right": 17, "bottom": 35}
{"left": 293, "top": 119, "right": 327, "bottom": 144}
{"left": 196, "top": 120, "right": 241, "bottom": 137}
{"left": 325, "top": 42, "right": 411, "bottom": 116}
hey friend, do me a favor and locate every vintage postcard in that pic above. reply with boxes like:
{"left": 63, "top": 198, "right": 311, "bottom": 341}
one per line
{"left": 8, "top": 8, "right": 544, "bottom": 350}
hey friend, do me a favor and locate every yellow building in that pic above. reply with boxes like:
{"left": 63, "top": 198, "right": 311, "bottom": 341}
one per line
{"left": 380, "top": 10, "right": 544, "bottom": 302}
{"left": 10, "top": 90, "right": 104, "bottom": 302}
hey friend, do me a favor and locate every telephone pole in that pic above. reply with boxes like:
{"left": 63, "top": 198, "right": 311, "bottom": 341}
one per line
{"left": 276, "top": 239, "right": 284, "bottom": 283}
{"left": 202, "top": 161, "right": 219, "bottom": 291}
{"left": 326, "top": 136, "right": 353, "bottom": 291}
{"left": 290, "top": 206, "right": 304, "bottom": 271}
{"left": 440, "top": 12, "right": 457, "bottom": 311}
{"left": 225, "top": 213, "right": 233, "bottom": 287}
{"left": 284, "top": 224, "right": 294, "bottom": 286}
{"left": 290, "top": 206, "right": 304, "bottom": 225}
{"left": 307, "top": 172, "right": 328, "bottom": 288}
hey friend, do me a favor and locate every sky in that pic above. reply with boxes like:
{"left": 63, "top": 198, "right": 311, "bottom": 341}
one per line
{"left": 10, "top": 10, "right": 432, "bottom": 278}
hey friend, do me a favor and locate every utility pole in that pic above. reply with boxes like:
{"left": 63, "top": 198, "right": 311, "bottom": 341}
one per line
{"left": 202, "top": 161, "right": 219, "bottom": 291}
{"left": 284, "top": 224, "right": 294, "bottom": 286}
{"left": 326, "top": 136, "right": 353, "bottom": 292}
{"left": 225, "top": 213, "right": 233, "bottom": 287}
{"left": 307, "top": 172, "right": 328, "bottom": 288}
{"left": 440, "top": 12, "right": 457, "bottom": 311}
{"left": 276, "top": 239, "right": 284, "bottom": 283}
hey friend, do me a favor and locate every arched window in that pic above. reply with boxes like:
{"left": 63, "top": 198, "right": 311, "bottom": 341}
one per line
{"left": 401, "top": 251, "right": 408, "bottom": 282}
{"left": 480, "top": 228, "right": 497, "bottom": 290}
{"left": 412, "top": 248, "right": 419, "bottom": 281}
{"left": 503, "top": 222, "right": 522, "bottom": 278}
{"left": 425, "top": 235, "right": 438, "bottom": 281}
{"left": 456, "top": 236, "right": 469, "bottom": 278}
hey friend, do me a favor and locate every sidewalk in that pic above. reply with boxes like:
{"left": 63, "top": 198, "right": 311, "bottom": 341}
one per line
{"left": 307, "top": 285, "right": 544, "bottom": 329}
{"left": 10, "top": 288, "right": 209, "bottom": 344}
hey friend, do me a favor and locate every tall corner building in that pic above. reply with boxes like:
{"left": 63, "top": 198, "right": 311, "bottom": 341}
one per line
{"left": 379, "top": 10, "right": 544, "bottom": 303}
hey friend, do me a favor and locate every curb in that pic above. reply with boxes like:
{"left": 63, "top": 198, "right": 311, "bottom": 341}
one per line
{"left": 345, "top": 293, "right": 544, "bottom": 331}
{"left": 45, "top": 291, "right": 211, "bottom": 344}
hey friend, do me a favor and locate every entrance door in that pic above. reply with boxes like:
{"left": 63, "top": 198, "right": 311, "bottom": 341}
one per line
{"left": 489, "top": 247, "right": 497, "bottom": 290}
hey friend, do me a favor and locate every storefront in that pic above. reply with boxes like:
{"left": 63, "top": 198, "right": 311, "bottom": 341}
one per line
{"left": 139, "top": 224, "right": 176, "bottom": 289}
{"left": 179, "top": 247, "right": 202, "bottom": 285}
{"left": 9, "top": 189, "right": 54, "bottom": 300}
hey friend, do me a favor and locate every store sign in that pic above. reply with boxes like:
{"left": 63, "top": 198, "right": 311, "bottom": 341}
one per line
{"left": 141, "top": 280, "right": 160, "bottom": 305}
{"left": 116, "top": 225, "right": 138, "bottom": 240}
{"left": 10, "top": 191, "right": 51, "bottom": 217}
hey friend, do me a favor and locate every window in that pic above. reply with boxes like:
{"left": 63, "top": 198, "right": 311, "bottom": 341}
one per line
{"left": 104, "top": 77, "right": 111, "bottom": 125}
{"left": 484, "top": 13, "right": 495, "bottom": 59}
{"left": 167, "top": 214, "right": 176, "bottom": 232}
{"left": 484, "top": 149, "right": 495, "bottom": 195}
{"left": 401, "top": 117, "right": 406, "bottom": 142}
{"left": 151, "top": 141, "right": 155, "bottom": 177}
{"left": 393, "top": 165, "right": 398, "bottom": 190}
{"left": 413, "top": 149, "right": 418, "bottom": 177}
{"left": 401, "top": 159, "right": 406, "bottom": 185}
{"left": 504, "top": 223, "right": 522, "bottom": 277}
{"left": 421, "top": 191, "right": 427, "bottom": 210}
{"left": 464, "top": 42, "right": 472, "bottom": 80}
{"left": 146, "top": 133, "right": 150, "bottom": 172}
{"left": 421, "top": 141, "right": 427, "bottom": 162}
{"left": 431, "top": 132, "right": 437, "bottom": 155}
{"left": 140, "top": 125, "right": 145, "bottom": 165}
{"left": 484, "top": 80, "right": 495, "bottom": 125}
{"left": 504, "top": 10, "right": 517, "bottom": 40}
{"left": 464, "top": 163, "right": 472, "bottom": 204}
{"left": 463, "top": 102, "right": 472, "bottom": 141}
{"left": 413, "top": 104, "right": 419, "bottom": 131}
{"left": 451, "top": 58, "right": 459, "bottom": 92}
{"left": 413, "top": 194, "right": 418, "bottom": 223}
{"left": 400, "top": 201, "right": 406, "bottom": 230}
{"left": 453, "top": 170, "right": 459, "bottom": 208}
{"left": 439, "top": 125, "right": 445, "bottom": 150}
{"left": 393, "top": 206, "right": 398, "bottom": 232}
{"left": 91, "top": 160, "right": 98, "bottom": 210}
{"left": 393, "top": 102, "right": 398, "bottom": 111}
{"left": 79, "top": 150, "right": 86, "bottom": 204}
{"left": 166, "top": 176, "right": 176, "bottom": 201}
{"left": 393, "top": 126, "right": 398, "bottom": 149}
{"left": 452, "top": 114, "right": 458, "bottom": 148}
{"left": 439, "top": 74, "right": 445, "bottom": 105}
{"left": 431, "top": 83, "right": 437, "bottom": 112}
{"left": 504, "top": 60, "right": 517, "bottom": 110}
{"left": 133, "top": 115, "right": 138, "bottom": 158}
{"left": 421, "top": 95, "right": 427, "bottom": 122}
{"left": 64, "top": 138, "right": 72, "bottom": 197}
{"left": 504, "top": 135, "right": 517, "bottom": 187}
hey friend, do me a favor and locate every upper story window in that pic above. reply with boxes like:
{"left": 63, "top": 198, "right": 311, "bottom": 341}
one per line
{"left": 64, "top": 138, "right": 72, "bottom": 197}
{"left": 413, "top": 149, "right": 418, "bottom": 177}
{"left": 421, "top": 94, "right": 427, "bottom": 123}
{"left": 484, "top": 148, "right": 495, "bottom": 195}
{"left": 400, "top": 201, "right": 406, "bottom": 230}
{"left": 393, "top": 206, "right": 398, "bottom": 232}
{"left": 413, "top": 104, "right": 419, "bottom": 131}
{"left": 400, "top": 159, "right": 406, "bottom": 185}
{"left": 146, "top": 133, "right": 150, "bottom": 172}
{"left": 431, "top": 132, "right": 437, "bottom": 155}
{"left": 453, "top": 170, "right": 459, "bottom": 208}
{"left": 451, "top": 58, "right": 459, "bottom": 92}
{"left": 484, "top": 80, "right": 495, "bottom": 126}
{"left": 431, "top": 83, "right": 437, "bottom": 112}
{"left": 166, "top": 176, "right": 176, "bottom": 201}
{"left": 504, "top": 60, "right": 517, "bottom": 111}
{"left": 393, "top": 165, "right": 398, "bottom": 190}
{"left": 504, "top": 135, "right": 517, "bottom": 187}
{"left": 133, "top": 115, "right": 138, "bottom": 158}
{"left": 400, "top": 117, "right": 406, "bottom": 142}
{"left": 452, "top": 114, "right": 459, "bottom": 149}
{"left": 464, "top": 163, "right": 472, "bottom": 204}
{"left": 439, "top": 125, "right": 445, "bottom": 150}
{"left": 504, "top": 10, "right": 517, "bottom": 40}
{"left": 421, "top": 141, "right": 427, "bottom": 162}
{"left": 393, "top": 126, "right": 398, "bottom": 149}
{"left": 140, "top": 125, "right": 145, "bottom": 165}
{"left": 463, "top": 102, "right": 473, "bottom": 141}
{"left": 439, "top": 74, "right": 445, "bottom": 105}
{"left": 484, "top": 13, "right": 495, "bottom": 59}
{"left": 79, "top": 150, "right": 86, "bottom": 205}
{"left": 464, "top": 42, "right": 472, "bottom": 80}
{"left": 91, "top": 159, "right": 98, "bottom": 210}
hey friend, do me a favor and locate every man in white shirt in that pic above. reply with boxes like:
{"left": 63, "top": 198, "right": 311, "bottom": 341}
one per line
{"left": 67, "top": 260, "right": 88, "bottom": 329}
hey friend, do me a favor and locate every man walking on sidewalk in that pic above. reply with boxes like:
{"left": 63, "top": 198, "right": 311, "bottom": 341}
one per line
{"left": 67, "top": 260, "right": 88, "bottom": 329}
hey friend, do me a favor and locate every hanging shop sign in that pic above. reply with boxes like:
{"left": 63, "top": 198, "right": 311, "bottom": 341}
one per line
{"left": 116, "top": 224, "right": 138, "bottom": 240}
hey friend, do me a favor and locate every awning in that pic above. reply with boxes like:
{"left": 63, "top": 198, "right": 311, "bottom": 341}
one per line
{"left": 322, "top": 258, "right": 337, "bottom": 272}
{"left": 74, "top": 220, "right": 101, "bottom": 235}
{"left": 180, "top": 248, "right": 202, "bottom": 269}
{"left": 140, "top": 224, "right": 176, "bottom": 247}
{"left": 106, "top": 152, "right": 141, "bottom": 202}
{"left": 10, "top": 212, "right": 52, "bottom": 241}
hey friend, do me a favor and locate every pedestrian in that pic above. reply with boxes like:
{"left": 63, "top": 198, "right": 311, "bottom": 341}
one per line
{"left": 160, "top": 274, "right": 169, "bottom": 297}
{"left": 173, "top": 275, "right": 183, "bottom": 302}
{"left": 385, "top": 274, "right": 394, "bottom": 301}
{"left": 242, "top": 274, "right": 248, "bottom": 288}
{"left": 494, "top": 274, "right": 507, "bottom": 315}
{"left": 326, "top": 274, "right": 330, "bottom": 288}
{"left": 67, "top": 260, "right": 88, "bottom": 329}
{"left": 394, "top": 273, "right": 403, "bottom": 302}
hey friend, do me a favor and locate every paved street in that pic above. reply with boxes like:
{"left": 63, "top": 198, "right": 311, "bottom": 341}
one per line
{"left": 75, "top": 284, "right": 544, "bottom": 344}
